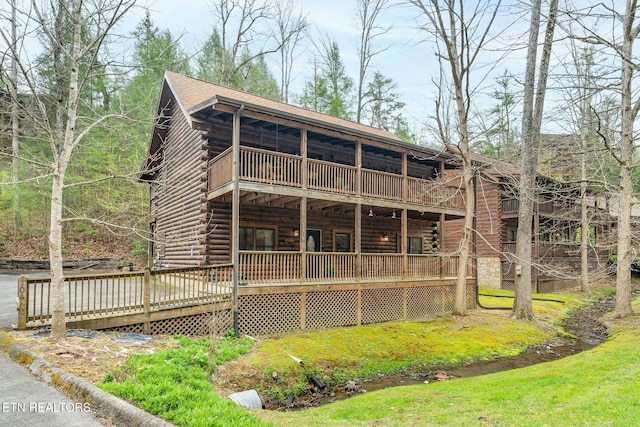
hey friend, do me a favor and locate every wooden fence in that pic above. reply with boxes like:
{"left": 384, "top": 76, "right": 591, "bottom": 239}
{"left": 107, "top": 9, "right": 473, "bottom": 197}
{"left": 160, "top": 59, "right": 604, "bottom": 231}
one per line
{"left": 17, "top": 265, "right": 233, "bottom": 330}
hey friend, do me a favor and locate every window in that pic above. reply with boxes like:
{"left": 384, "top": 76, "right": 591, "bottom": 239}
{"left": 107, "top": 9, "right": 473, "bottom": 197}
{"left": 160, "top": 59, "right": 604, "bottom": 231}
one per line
{"left": 239, "top": 227, "right": 275, "bottom": 251}
{"left": 507, "top": 230, "right": 517, "bottom": 242}
{"left": 334, "top": 231, "right": 351, "bottom": 252}
{"left": 408, "top": 237, "right": 423, "bottom": 254}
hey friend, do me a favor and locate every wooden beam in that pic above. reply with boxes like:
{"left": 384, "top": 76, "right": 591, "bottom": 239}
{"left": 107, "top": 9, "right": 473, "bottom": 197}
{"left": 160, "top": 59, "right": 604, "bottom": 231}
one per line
{"left": 232, "top": 107, "right": 241, "bottom": 333}
{"left": 356, "top": 203, "right": 361, "bottom": 280}
{"left": 402, "top": 209, "right": 408, "bottom": 279}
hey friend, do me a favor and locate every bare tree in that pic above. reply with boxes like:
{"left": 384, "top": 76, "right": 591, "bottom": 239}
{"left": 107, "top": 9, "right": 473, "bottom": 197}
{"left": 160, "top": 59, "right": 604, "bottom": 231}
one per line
{"left": 274, "top": 0, "right": 308, "bottom": 103}
{"left": 553, "top": 42, "right": 612, "bottom": 293}
{"left": 410, "top": 0, "right": 501, "bottom": 315}
{"left": 612, "top": 0, "right": 638, "bottom": 317}
{"left": 0, "top": 0, "right": 136, "bottom": 339}
{"left": 355, "top": 0, "right": 391, "bottom": 124}
{"left": 9, "top": 0, "right": 20, "bottom": 239}
{"left": 560, "top": 0, "right": 639, "bottom": 317}
{"left": 513, "top": 0, "right": 558, "bottom": 320}
{"left": 208, "top": 0, "right": 288, "bottom": 87}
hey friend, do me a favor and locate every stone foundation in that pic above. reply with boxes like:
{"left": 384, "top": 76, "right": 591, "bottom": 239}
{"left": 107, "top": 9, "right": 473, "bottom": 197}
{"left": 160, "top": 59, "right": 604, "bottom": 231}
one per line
{"left": 477, "top": 257, "right": 502, "bottom": 288}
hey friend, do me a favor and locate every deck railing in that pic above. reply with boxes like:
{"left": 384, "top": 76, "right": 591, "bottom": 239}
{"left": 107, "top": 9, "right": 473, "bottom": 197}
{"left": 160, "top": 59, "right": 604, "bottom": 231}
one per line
{"left": 307, "top": 252, "right": 357, "bottom": 281}
{"left": 407, "top": 178, "right": 465, "bottom": 209}
{"left": 502, "top": 198, "right": 557, "bottom": 215}
{"left": 236, "top": 251, "right": 468, "bottom": 284}
{"left": 238, "top": 251, "right": 302, "bottom": 284}
{"left": 502, "top": 242, "right": 609, "bottom": 259}
{"left": 16, "top": 255, "right": 473, "bottom": 329}
{"left": 240, "top": 147, "right": 302, "bottom": 187}
{"left": 308, "top": 159, "right": 357, "bottom": 194}
{"left": 407, "top": 254, "right": 464, "bottom": 278}
{"left": 17, "top": 265, "right": 234, "bottom": 328}
{"left": 361, "top": 169, "right": 403, "bottom": 201}
{"left": 209, "top": 147, "right": 233, "bottom": 191}
{"left": 208, "top": 147, "right": 465, "bottom": 209}
{"left": 361, "top": 254, "right": 403, "bottom": 279}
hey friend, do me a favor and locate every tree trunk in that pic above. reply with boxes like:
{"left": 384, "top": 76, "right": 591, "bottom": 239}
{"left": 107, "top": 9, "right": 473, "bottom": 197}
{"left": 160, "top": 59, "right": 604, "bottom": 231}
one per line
{"left": 580, "top": 133, "right": 590, "bottom": 293}
{"left": 513, "top": 0, "right": 557, "bottom": 320}
{"left": 10, "top": 0, "right": 20, "bottom": 239}
{"left": 453, "top": 161, "right": 475, "bottom": 315}
{"left": 49, "top": 172, "right": 66, "bottom": 339}
{"left": 49, "top": 0, "right": 83, "bottom": 339}
{"left": 513, "top": 0, "right": 541, "bottom": 320}
{"left": 612, "top": 0, "right": 637, "bottom": 318}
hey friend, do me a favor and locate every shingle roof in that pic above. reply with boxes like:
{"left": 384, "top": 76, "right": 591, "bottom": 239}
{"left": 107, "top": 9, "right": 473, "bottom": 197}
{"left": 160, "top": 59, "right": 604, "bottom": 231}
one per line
{"left": 164, "top": 71, "right": 403, "bottom": 143}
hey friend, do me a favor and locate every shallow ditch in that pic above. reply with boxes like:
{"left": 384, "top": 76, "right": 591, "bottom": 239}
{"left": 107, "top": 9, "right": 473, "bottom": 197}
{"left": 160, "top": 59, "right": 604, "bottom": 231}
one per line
{"left": 269, "top": 289, "right": 628, "bottom": 411}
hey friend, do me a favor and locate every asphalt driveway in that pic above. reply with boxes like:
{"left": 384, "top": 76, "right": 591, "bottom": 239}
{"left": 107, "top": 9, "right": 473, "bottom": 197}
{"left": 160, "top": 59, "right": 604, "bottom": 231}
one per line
{"left": 0, "top": 273, "right": 20, "bottom": 329}
{"left": 0, "top": 352, "right": 106, "bottom": 427}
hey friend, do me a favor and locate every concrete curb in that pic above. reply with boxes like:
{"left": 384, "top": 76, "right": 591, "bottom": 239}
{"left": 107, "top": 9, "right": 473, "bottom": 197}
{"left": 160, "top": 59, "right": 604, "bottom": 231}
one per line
{"left": 0, "top": 331, "right": 174, "bottom": 427}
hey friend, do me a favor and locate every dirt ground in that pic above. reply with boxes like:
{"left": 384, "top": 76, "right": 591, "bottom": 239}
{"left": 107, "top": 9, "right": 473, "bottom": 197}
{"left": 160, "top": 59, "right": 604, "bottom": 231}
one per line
{"left": 7, "top": 329, "right": 178, "bottom": 384}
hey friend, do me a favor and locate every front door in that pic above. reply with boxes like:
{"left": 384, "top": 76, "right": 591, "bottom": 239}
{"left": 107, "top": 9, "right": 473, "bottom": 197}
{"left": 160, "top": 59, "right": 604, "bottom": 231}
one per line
{"left": 306, "top": 229, "right": 322, "bottom": 279}
{"left": 306, "top": 229, "right": 321, "bottom": 252}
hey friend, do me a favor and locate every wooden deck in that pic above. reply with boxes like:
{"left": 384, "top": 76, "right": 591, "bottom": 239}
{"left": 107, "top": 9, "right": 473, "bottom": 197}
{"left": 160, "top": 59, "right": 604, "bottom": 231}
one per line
{"left": 17, "top": 266, "right": 233, "bottom": 331}
{"left": 208, "top": 147, "right": 465, "bottom": 212}
{"left": 17, "top": 255, "right": 475, "bottom": 335}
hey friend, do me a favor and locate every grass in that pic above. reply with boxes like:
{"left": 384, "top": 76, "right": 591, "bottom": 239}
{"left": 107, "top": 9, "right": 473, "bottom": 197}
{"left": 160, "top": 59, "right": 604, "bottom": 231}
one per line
{"left": 216, "top": 287, "right": 600, "bottom": 404}
{"left": 99, "top": 334, "right": 276, "bottom": 427}
{"left": 99, "top": 285, "right": 621, "bottom": 426}
{"left": 258, "top": 295, "right": 640, "bottom": 427}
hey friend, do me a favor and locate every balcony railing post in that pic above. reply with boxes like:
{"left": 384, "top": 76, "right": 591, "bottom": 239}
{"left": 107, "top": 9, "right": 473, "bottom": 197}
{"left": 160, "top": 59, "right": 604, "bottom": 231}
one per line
{"left": 17, "top": 275, "right": 27, "bottom": 330}
{"left": 143, "top": 267, "right": 151, "bottom": 334}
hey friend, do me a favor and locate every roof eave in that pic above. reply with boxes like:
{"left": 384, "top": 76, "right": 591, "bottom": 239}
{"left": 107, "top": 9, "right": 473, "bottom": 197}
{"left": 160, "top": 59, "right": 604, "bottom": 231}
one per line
{"left": 193, "top": 95, "right": 456, "bottom": 160}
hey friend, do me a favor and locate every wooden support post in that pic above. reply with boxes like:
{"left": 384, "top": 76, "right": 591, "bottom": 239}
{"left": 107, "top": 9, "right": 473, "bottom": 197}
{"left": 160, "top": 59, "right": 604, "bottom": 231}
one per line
{"left": 356, "top": 140, "right": 362, "bottom": 196}
{"left": 300, "top": 292, "right": 306, "bottom": 329}
{"left": 356, "top": 141, "right": 362, "bottom": 280}
{"left": 439, "top": 212, "right": 445, "bottom": 253}
{"left": 17, "top": 275, "right": 27, "bottom": 330}
{"left": 143, "top": 268, "right": 151, "bottom": 334}
{"left": 402, "top": 209, "right": 407, "bottom": 279}
{"left": 355, "top": 203, "right": 361, "bottom": 280}
{"left": 402, "top": 152, "right": 407, "bottom": 202}
{"left": 301, "top": 129, "right": 308, "bottom": 190}
{"left": 403, "top": 287, "right": 408, "bottom": 320}
{"left": 232, "top": 106, "right": 242, "bottom": 336}
{"left": 301, "top": 128, "right": 308, "bottom": 282}
{"left": 356, "top": 289, "right": 362, "bottom": 326}
{"left": 300, "top": 197, "right": 307, "bottom": 281}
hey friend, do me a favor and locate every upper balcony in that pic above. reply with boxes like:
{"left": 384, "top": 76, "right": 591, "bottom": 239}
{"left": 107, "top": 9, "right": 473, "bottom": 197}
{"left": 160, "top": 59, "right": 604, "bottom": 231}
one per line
{"left": 501, "top": 198, "right": 555, "bottom": 216}
{"left": 208, "top": 146, "right": 466, "bottom": 212}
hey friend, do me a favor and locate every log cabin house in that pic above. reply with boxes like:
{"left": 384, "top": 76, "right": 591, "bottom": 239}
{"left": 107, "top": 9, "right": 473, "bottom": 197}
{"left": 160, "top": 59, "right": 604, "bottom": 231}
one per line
{"left": 456, "top": 153, "right": 612, "bottom": 292}
{"left": 139, "top": 72, "right": 475, "bottom": 335}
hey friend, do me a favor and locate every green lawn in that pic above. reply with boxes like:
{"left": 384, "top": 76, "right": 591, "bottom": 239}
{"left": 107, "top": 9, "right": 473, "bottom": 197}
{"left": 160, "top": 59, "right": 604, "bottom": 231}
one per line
{"left": 100, "top": 285, "right": 636, "bottom": 427}
{"left": 259, "top": 295, "right": 640, "bottom": 426}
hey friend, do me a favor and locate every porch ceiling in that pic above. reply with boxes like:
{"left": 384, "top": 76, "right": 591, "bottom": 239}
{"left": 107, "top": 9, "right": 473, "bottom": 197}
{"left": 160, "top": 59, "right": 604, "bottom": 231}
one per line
{"left": 231, "top": 190, "right": 441, "bottom": 221}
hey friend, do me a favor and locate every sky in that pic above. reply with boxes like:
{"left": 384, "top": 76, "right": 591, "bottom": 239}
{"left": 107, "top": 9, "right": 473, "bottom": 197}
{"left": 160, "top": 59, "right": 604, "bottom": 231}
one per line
{"left": 119, "top": 0, "right": 530, "bottom": 137}
{"left": 2, "top": 0, "right": 555, "bottom": 137}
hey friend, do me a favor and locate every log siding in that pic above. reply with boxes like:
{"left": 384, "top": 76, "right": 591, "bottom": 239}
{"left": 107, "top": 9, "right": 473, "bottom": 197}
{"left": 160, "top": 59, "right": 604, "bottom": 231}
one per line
{"left": 152, "top": 102, "right": 208, "bottom": 267}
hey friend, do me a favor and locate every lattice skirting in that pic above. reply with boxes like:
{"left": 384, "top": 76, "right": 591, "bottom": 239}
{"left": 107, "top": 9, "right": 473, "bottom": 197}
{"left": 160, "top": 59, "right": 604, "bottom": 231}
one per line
{"left": 103, "top": 308, "right": 233, "bottom": 337}
{"left": 238, "top": 283, "right": 476, "bottom": 336}
{"left": 102, "top": 284, "right": 475, "bottom": 337}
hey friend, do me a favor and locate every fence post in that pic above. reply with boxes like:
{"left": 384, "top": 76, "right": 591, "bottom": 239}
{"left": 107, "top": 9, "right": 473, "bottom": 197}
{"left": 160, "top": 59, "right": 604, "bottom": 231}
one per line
{"left": 143, "top": 268, "right": 151, "bottom": 334}
{"left": 17, "top": 275, "right": 27, "bottom": 330}
{"left": 356, "top": 289, "right": 362, "bottom": 326}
